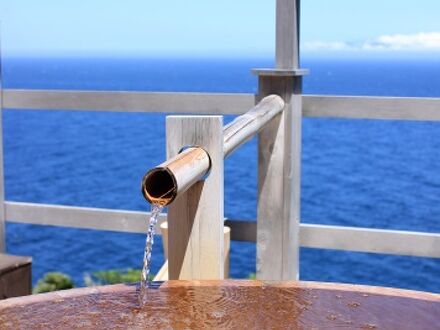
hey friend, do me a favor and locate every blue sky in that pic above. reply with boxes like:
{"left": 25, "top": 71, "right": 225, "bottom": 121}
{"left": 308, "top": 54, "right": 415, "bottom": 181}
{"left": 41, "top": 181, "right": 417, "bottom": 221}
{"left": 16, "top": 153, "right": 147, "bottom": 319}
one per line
{"left": 0, "top": 0, "right": 439, "bottom": 57}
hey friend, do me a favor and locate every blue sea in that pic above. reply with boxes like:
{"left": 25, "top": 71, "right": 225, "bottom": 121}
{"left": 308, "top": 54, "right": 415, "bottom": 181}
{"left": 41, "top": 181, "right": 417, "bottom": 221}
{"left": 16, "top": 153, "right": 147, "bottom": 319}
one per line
{"left": 3, "top": 56, "right": 440, "bottom": 293}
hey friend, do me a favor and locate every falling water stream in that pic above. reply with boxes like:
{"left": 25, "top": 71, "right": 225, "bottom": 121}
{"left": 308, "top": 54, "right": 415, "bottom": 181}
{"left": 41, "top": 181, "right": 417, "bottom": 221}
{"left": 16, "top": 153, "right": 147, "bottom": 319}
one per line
{"left": 139, "top": 203, "right": 163, "bottom": 306}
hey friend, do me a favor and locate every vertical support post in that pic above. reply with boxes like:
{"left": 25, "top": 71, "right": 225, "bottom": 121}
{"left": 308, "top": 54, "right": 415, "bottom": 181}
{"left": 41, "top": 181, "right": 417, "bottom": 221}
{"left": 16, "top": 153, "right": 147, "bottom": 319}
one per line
{"left": 275, "top": 0, "right": 300, "bottom": 69}
{"left": 166, "top": 116, "right": 224, "bottom": 280}
{"left": 253, "top": 0, "right": 307, "bottom": 280}
{"left": 0, "top": 44, "right": 5, "bottom": 252}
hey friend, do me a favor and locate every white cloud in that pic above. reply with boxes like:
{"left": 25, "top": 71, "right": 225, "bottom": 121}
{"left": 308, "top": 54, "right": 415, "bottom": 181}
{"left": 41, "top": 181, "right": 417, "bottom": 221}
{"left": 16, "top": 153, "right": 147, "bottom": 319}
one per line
{"left": 364, "top": 32, "right": 440, "bottom": 50}
{"left": 302, "top": 41, "right": 350, "bottom": 51}
{"left": 303, "top": 32, "right": 440, "bottom": 51}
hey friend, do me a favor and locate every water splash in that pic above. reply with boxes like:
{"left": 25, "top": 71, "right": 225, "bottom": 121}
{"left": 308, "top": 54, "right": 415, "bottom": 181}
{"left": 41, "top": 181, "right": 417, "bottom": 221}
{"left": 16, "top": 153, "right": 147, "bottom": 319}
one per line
{"left": 139, "top": 203, "right": 163, "bottom": 306}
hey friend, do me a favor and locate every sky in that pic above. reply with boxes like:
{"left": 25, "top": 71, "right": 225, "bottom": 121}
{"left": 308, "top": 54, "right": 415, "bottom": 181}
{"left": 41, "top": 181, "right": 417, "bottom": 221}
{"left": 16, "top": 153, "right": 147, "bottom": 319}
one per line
{"left": 0, "top": 0, "right": 439, "bottom": 58}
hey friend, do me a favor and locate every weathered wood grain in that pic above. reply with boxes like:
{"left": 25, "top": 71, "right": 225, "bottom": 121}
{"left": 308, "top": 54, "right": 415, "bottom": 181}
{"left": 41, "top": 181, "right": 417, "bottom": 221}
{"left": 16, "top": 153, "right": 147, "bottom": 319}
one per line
{"left": 223, "top": 95, "right": 284, "bottom": 157}
{"left": 303, "top": 95, "right": 440, "bottom": 121}
{"left": 166, "top": 116, "right": 224, "bottom": 280}
{"left": 253, "top": 0, "right": 303, "bottom": 281}
{"left": 157, "top": 223, "right": 231, "bottom": 279}
{"left": 4, "top": 89, "right": 440, "bottom": 121}
{"left": 256, "top": 76, "right": 302, "bottom": 280}
{"left": 275, "top": 0, "right": 300, "bottom": 69}
{"left": 3, "top": 89, "right": 254, "bottom": 114}
{"left": 4, "top": 201, "right": 166, "bottom": 234}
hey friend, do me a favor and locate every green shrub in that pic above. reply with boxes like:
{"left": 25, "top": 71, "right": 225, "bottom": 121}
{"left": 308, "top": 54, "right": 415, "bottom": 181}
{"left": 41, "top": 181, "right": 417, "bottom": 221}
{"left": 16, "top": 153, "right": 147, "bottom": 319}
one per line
{"left": 33, "top": 272, "right": 74, "bottom": 294}
{"left": 84, "top": 268, "right": 153, "bottom": 286}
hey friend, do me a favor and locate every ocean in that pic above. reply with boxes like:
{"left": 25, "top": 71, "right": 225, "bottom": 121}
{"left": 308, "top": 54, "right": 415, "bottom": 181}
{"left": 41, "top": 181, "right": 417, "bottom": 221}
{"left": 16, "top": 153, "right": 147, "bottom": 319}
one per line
{"left": 3, "top": 56, "right": 440, "bottom": 293}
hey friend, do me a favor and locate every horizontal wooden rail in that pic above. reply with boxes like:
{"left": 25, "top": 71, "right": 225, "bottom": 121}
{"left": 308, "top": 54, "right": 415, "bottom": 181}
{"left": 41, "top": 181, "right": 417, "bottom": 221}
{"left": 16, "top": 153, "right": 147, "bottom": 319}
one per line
{"left": 5, "top": 201, "right": 440, "bottom": 258}
{"left": 303, "top": 95, "right": 440, "bottom": 121}
{"left": 3, "top": 90, "right": 254, "bottom": 115}
{"left": 225, "top": 220, "right": 440, "bottom": 258}
{"left": 4, "top": 89, "right": 440, "bottom": 121}
{"left": 5, "top": 201, "right": 166, "bottom": 234}
{"left": 299, "top": 223, "right": 440, "bottom": 258}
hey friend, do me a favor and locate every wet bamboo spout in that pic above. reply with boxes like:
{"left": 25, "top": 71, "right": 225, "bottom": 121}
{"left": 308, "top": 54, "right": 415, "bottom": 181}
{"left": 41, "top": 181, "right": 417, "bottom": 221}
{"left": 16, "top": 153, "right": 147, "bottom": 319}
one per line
{"left": 141, "top": 95, "right": 284, "bottom": 206}
{"left": 141, "top": 147, "right": 210, "bottom": 205}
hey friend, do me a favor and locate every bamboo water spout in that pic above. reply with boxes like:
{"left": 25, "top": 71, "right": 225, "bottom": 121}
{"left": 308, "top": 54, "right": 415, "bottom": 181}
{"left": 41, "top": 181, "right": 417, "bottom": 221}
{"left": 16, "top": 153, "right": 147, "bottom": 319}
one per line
{"left": 141, "top": 147, "right": 210, "bottom": 205}
{"left": 141, "top": 94, "right": 284, "bottom": 206}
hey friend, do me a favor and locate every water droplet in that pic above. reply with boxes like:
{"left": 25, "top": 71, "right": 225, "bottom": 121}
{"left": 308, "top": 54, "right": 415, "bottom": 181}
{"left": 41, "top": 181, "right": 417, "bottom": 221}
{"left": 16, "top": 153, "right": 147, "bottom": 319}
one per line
{"left": 211, "top": 311, "right": 225, "bottom": 318}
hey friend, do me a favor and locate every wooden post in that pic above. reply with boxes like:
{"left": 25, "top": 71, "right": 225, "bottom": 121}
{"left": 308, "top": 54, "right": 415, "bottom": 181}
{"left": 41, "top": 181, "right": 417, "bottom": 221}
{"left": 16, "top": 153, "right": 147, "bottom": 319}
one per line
{"left": 254, "top": 0, "right": 307, "bottom": 280}
{"left": 166, "top": 116, "right": 224, "bottom": 280}
{"left": 275, "top": 0, "right": 300, "bottom": 69}
{"left": 0, "top": 48, "right": 5, "bottom": 252}
{"left": 159, "top": 222, "right": 231, "bottom": 279}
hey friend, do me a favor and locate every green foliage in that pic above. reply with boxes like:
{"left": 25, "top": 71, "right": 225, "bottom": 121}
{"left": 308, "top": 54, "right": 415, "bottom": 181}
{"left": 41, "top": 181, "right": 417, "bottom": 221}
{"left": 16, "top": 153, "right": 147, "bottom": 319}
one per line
{"left": 33, "top": 272, "right": 74, "bottom": 294}
{"left": 247, "top": 273, "right": 256, "bottom": 280}
{"left": 84, "top": 268, "right": 153, "bottom": 286}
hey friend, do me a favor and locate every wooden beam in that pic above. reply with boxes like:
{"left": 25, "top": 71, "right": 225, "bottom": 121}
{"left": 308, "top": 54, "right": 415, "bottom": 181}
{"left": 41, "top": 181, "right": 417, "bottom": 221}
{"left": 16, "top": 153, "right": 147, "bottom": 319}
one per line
{"left": 223, "top": 95, "right": 284, "bottom": 157}
{"left": 254, "top": 0, "right": 302, "bottom": 281}
{"left": 4, "top": 89, "right": 440, "bottom": 121}
{"left": 275, "top": 0, "right": 300, "bottom": 69}
{"left": 4, "top": 201, "right": 166, "bottom": 234}
{"left": 254, "top": 0, "right": 303, "bottom": 281}
{"left": 303, "top": 95, "right": 440, "bottom": 121}
{"left": 300, "top": 224, "right": 440, "bottom": 258}
{"left": 256, "top": 75, "right": 302, "bottom": 280}
{"left": 223, "top": 220, "right": 440, "bottom": 259}
{"left": 166, "top": 116, "right": 224, "bottom": 280}
{"left": 3, "top": 89, "right": 254, "bottom": 115}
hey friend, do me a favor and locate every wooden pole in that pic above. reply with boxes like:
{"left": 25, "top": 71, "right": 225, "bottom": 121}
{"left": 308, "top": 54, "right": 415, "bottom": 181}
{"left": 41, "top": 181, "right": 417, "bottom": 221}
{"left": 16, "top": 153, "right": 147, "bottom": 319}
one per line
{"left": 275, "top": 0, "right": 300, "bottom": 69}
{"left": 254, "top": 0, "right": 306, "bottom": 280}
{"left": 166, "top": 116, "right": 224, "bottom": 280}
{"left": 223, "top": 95, "right": 284, "bottom": 157}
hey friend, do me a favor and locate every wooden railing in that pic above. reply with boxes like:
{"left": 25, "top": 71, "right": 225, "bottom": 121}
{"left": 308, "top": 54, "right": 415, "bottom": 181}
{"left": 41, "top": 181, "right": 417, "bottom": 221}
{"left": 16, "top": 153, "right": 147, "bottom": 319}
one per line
{"left": 6, "top": 201, "right": 439, "bottom": 259}
{"left": 2, "top": 91, "right": 440, "bottom": 264}
{"left": 2, "top": 94, "right": 440, "bottom": 280}
{"left": 1, "top": 0, "right": 439, "bottom": 282}
{"left": 4, "top": 89, "right": 440, "bottom": 121}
